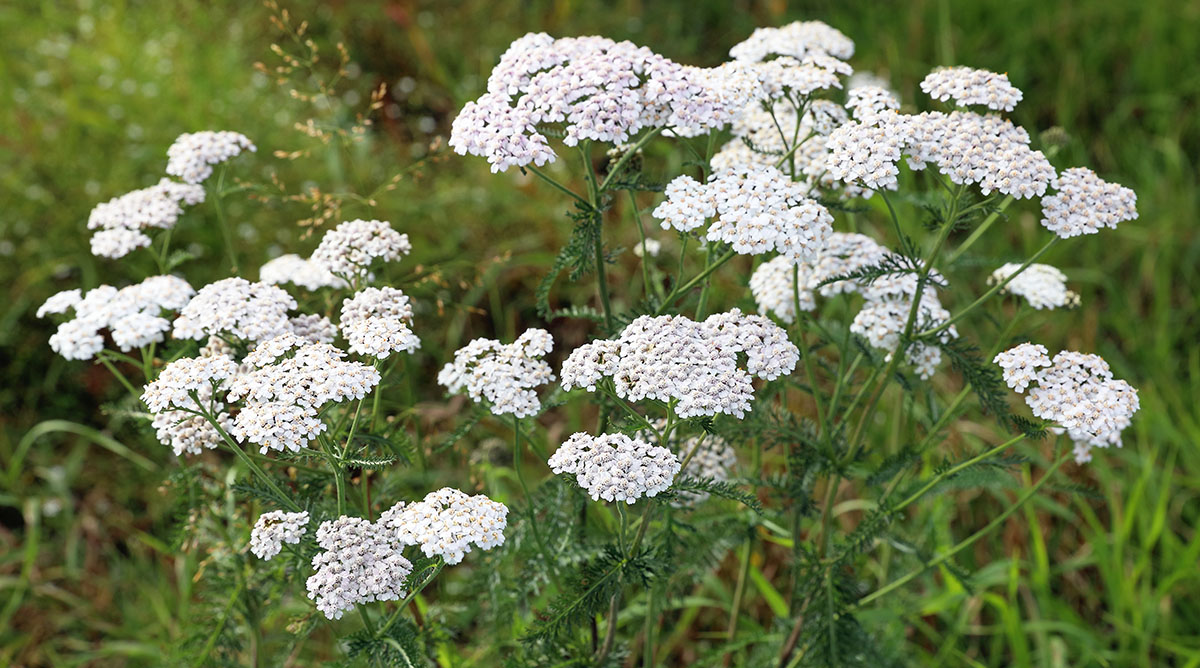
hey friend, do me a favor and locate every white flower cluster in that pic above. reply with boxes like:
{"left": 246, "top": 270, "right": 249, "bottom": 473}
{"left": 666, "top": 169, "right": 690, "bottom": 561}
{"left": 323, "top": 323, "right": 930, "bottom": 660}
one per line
{"left": 39, "top": 276, "right": 196, "bottom": 360}
{"left": 995, "top": 344, "right": 1140, "bottom": 463}
{"left": 1040, "top": 167, "right": 1138, "bottom": 238}
{"left": 633, "top": 237, "right": 662, "bottom": 258}
{"left": 438, "top": 329, "right": 554, "bottom": 418}
{"left": 287, "top": 313, "right": 338, "bottom": 345}
{"left": 728, "top": 20, "right": 855, "bottom": 62}
{"left": 827, "top": 104, "right": 1055, "bottom": 199}
{"left": 561, "top": 310, "right": 797, "bottom": 418}
{"left": 990, "top": 263, "right": 1080, "bottom": 310}
{"left": 846, "top": 85, "right": 900, "bottom": 121}
{"left": 225, "top": 333, "right": 381, "bottom": 453}
{"left": 653, "top": 166, "right": 833, "bottom": 264}
{"left": 306, "top": 516, "right": 412, "bottom": 620}
{"left": 849, "top": 271, "right": 958, "bottom": 379}
{"left": 750, "top": 232, "right": 891, "bottom": 323}
{"left": 141, "top": 353, "right": 238, "bottom": 413}
{"left": 549, "top": 432, "right": 681, "bottom": 504}
{"left": 920, "top": 67, "right": 1023, "bottom": 112}
{"left": 310, "top": 219, "right": 411, "bottom": 281}
{"left": 250, "top": 510, "right": 310, "bottom": 560}
{"left": 259, "top": 254, "right": 347, "bottom": 291}
{"left": 87, "top": 179, "right": 206, "bottom": 259}
{"left": 340, "top": 287, "right": 420, "bottom": 359}
{"left": 173, "top": 277, "right": 297, "bottom": 342}
{"left": 380, "top": 488, "right": 508, "bottom": 565}
{"left": 165, "top": 131, "right": 256, "bottom": 184}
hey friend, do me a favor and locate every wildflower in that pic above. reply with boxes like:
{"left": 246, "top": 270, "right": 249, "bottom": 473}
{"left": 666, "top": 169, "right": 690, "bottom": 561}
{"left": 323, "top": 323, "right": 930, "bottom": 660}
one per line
{"left": 339, "top": 287, "right": 420, "bottom": 359}
{"left": 654, "top": 166, "right": 833, "bottom": 264}
{"left": 561, "top": 310, "right": 797, "bottom": 418}
{"left": 846, "top": 85, "right": 900, "bottom": 121}
{"left": 250, "top": 510, "right": 310, "bottom": 560}
{"left": 225, "top": 333, "right": 381, "bottom": 453}
{"left": 904, "top": 111, "right": 1055, "bottom": 198}
{"left": 288, "top": 313, "right": 338, "bottom": 344}
{"left": 86, "top": 179, "right": 206, "bottom": 259}
{"left": 633, "top": 238, "right": 662, "bottom": 258}
{"left": 438, "top": 329, "right": 554, "bottom": 418}
{"left": 141, "top": 354, "right": 238, "bottom": 413}
{"left": 920, "top": 66, "right": 1023, "bottom": 112}
{"left": 847, "top": 268, "right": 958, "bottom": 379}
{"left": 996, "top": 345, "right": 1140, "bottom": 462}
{"left": 310, "top": 219, "right": 411, "bottom": 281}
{"left": 825, "top": 111, "right": 912, "bottom": 191}
{"left": 259, "top": 254, "right": 347, "bottom": 291}
{"left": 306, "top": 516, "right": 412, "bottom": 620}
{"left": 380, "top": 488, "right": 508, "bottom": 565}
{"left": 990, "top": 263, "right": 1080, "bottom": 309}
{"left": 805, "top": 100, "right": 850, "bottom": 136}
{"left": 750, "top": 255, "right": 815, "bottom": 323}
{"left": 994, "top": 342, "right": 1052, "bottom": 393}
{"left": 172, "top": 277, "right": 296, "bottom": 342}
{"left": 728, "top": 21, "right": 855, "bottom": 62}
{"left": 41, "top": 276, "right": 196, "bottom": 360}
{"left": 1040, "top": 167, "right": 1138, "bottom": 238}
{"left": 549, "top": 432, "right": 681, "bottom": 504}
{"left": 165, "top": 131, "right": 256, "bottom": 184}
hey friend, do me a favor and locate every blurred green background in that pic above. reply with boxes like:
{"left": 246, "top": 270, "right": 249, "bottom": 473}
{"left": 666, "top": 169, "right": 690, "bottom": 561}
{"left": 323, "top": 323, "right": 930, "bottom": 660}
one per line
{"left": 1, "top": 0, "right": 1197, "bottom": 665}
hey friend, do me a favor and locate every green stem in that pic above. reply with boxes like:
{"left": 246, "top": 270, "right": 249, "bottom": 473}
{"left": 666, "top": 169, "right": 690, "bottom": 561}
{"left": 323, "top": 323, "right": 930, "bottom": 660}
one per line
{"left": 892, "top": 433, "right": 1026, "bottom": 515}
{"left": 526, "top": 164, "right": 590, "bottom": 208}
{"left": 212, "top": 165, "right": 238, "bottom": 274}
{"left": 654, "top": 248, "right": 737, "bottom": 315}
{"left": 96, "top": 355, "right": 142, "bottom": 402}
{"left": 852, "top": 454, "right": 1068, "bottom": 610}
{"left": 598, "top": 127, "right": 662, "bottom": 191}
{"left": 920, "top": 237, "right": 1059, "bottom": 338}
{"left": 580, "top": 144, "right": 615, "bottom": 331}
{"left": 946, "top": 195, "right": 1015, "bottom": 264}
{"left": 377, "top": 560, "right": 445, "bottom": 637}
{"left": 630, "top": 191, "right": 654, "bottom": 299}
{"left": 514, "top": 416, "right": 564, "bottom": 590}
{"left": 194, "top": 400, "right": 301, "bottom": 512}
{"left": 793, "top": 266, "right": 825, "bottom": 433}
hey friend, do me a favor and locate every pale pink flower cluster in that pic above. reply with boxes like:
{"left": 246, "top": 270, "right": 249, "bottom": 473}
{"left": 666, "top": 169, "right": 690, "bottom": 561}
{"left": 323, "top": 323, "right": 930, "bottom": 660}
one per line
{"left": 380, "top": 488, "right": 508, "bottom": 565}
{"left": 259, "top": 254, "right": 347, "bottom": 291}
{"left": 728, "top": 21, "right": 855, "bottom": 62}
{"left": 141, "top": 353, "right": 240, "bottom": 456}
{"left": 549, "top": 432, "right": 681, "bottom": 504}
{"left": 995, "top": 344, "right": 1140, "bottom": 462}
{"left": 560, "top": 310, "right": 797, "bottom": 418}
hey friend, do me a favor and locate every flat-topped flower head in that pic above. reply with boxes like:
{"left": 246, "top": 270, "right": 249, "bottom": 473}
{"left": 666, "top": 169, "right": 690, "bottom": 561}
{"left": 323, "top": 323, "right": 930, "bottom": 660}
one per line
{"left": 1040, "top": 167, "right": 1138, "bottom": 238}
{"left": 920, "top": 66, "right": 1023, "bottom": 112}
{"left": 994, "top": 342, "right": 1052, "bottom": 393}
{"left": 250, "top": 510, "right": 310, "bottom": 561}
{"left": 225, "top": 334, "right": 380, "bottom": 453}
{"left": 826, "top": 111, "right": 912, "bottom": 191}
{"left": 87, "top": 178, "right": 206, "bottom": 259}
{"left": 654, "top": 166, "right": 833, "bottom": 265}
{"left": 166, "top": 131, "right": 256, "bottom": 184}
{"left": 990, "top": 263, "right": 1080, "bottom": 310}
{"left": 561, "top": 310, "right": 797, "bottom": 418}
{"left": 41, "top": 276, "right": 196, "bottom": 360}
{"left": 380, "top": 488, "right": 508, "bottom": 565}
{"left": 339, "top": 287, "right": 420, "bottom": 359}
{"left": 549, "top": 432, "right": 681, "bottom": 504}
{"left": 310, "top": 219, "right": 411, "bottom": 281}
{"left": 306, "top": 516, "right": 412, "bottom": 620}
{"left": 259, "top": 254, "right": 347, "bottom": 291}
{"left": 142, "top": 354, "right": 238, "bottom": 413}
{"left": 173, "top": 277, "right": 296, "bottom": 343}
{"left": 846, "top": 85, "right": 900, "bottom": 121}
{"left": 438, "top": 328, "right": 554, "bottom": 418}
{"left": 904, "top": 111, "right": 1054, "bottom": 199}
{"left": 729, "top": 21, "right": 854, "bottom": 62}
{"left": 750, "top": 233, "right": 892, "bottom": 324}
{"left": 996, "top": 345, "right": 1140, "bottom": 463}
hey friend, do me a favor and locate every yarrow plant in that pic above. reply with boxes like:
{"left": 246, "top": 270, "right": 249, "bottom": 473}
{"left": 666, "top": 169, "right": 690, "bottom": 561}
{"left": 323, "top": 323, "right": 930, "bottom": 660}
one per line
{"left": 39, "top": 14, "right": 1144, "bottom": 668}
